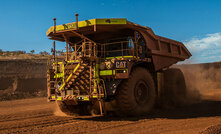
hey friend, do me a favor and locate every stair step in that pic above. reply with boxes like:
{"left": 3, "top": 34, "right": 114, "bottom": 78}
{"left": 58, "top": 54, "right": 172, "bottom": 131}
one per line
{"left": 76, "top": 69, "right": 83, "bottom": 72}
{"left": 79, "top": 66, "right": 86, "bottom": 69}
{"left": 71, "top": 76, "right": 78, "bottom": 81}
{"left": 79, "top": 80, "right": 85, "bottom": 84}
{"left": 75, "top": 82, "right": 89, "bottom": 89}
{"left": 84, "top": 74, "right": 89, "bottom": 77}
{"left": 69, "top": 81, "right": 73, "bottom": 85}
{"left": 75, "top": 82, "right": 80, "bottom": 86}
{"left": 74, "top": 86, "right": 80, "bottom": 90}
{"left": 82, "top": 79, "right": 90, "bottom": 84}
{"left": 79, "top": 76, "right": 85, "bottom": 80}
{"left": 75, "top": 72, "right": 80, "bottom": 75}
{"left": 71, "top": 75, "right": 78, "bottom": 79}
{"left": 80, "top": 85, "right": 85, "bottom": 90}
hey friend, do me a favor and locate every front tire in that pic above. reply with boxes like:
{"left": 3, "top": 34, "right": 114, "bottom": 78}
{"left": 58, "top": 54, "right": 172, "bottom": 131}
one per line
{"left": 115, "top": 67, "right": 156, "bottom": 116}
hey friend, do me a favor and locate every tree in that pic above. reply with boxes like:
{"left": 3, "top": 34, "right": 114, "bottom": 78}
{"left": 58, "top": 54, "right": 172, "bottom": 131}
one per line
{"left": 39, "top": 51, "right": 49, "bottom": 55}
{"left": 13, "top": 51, "right": 26, "bottom": 55}
{"left": 30, "top": 50, "right": 35, "bottom": 54}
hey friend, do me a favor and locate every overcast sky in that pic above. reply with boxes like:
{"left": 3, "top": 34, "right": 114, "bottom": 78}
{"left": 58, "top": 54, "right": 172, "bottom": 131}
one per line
{"left": 0, "top": 0, "right": 220, "bottom": 63}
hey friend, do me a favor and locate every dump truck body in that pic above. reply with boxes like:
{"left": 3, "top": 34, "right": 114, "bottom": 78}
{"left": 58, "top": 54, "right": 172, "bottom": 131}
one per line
{"left": 46, "top": 18, "right": 191, "bottom": 115}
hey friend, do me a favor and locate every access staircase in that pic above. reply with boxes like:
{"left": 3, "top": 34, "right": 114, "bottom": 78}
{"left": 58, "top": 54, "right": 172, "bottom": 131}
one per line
{"left": 59, "top": 62, "right": 92, "bottom": 95}
{"left": 67, "top": 68, "right": 91, "bottom": 95}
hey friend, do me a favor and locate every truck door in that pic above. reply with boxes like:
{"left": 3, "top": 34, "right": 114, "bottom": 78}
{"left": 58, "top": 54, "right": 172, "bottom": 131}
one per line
{"left": 136, "top": 33, "right": 146, "bottom": 59}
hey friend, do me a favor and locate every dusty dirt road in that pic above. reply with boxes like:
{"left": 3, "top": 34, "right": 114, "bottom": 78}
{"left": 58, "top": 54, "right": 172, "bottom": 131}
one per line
{"left": 0, "top": 90, "right": 221, "bottom": 134}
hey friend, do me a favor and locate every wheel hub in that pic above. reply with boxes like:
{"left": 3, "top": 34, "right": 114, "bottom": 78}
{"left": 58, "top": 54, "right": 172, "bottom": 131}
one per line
{"left": 134, "top": 81, "right": 148, "bottom": 104}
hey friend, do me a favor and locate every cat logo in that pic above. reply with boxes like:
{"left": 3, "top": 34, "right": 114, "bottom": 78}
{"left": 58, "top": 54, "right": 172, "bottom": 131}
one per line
{"left": 116, "top": 61, "right": 127, "bottom": 68}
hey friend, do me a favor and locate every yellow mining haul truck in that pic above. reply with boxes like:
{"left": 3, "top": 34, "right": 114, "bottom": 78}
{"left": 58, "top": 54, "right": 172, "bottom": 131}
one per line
{"left": 46, "top": 16, "right": 191, "bottom": 116}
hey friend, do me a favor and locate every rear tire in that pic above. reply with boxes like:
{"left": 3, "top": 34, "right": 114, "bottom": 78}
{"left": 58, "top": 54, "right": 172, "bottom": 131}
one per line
{"left": 162, "top": 68, "right": 187, "bottom": 107}
{"left": 115, "top": 67, "right": 156, "bottom": 116}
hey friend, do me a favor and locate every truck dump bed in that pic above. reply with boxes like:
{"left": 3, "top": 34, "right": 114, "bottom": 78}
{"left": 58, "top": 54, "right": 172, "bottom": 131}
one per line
{"left": 47, "top": 18, "right": 191, "bottom": 71}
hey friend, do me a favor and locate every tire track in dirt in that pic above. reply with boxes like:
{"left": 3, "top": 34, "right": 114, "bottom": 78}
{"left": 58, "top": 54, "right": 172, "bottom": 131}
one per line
{"left": 9, "top": 120, "right": 86, "bottom": 134}
{"left": 0, "top": 97, "right": 221, "bottom": 133}
{"left": 27, "top": 116, "right": 151, "bottom": 134}
{"left": 0, "top": 110, "right": 52, "bottom": 123}
{"left": 0, "top": 115, "right": 85, "bottom": 133}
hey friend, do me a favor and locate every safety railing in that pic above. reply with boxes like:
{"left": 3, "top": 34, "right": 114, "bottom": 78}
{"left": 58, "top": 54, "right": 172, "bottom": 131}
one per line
{"left": 55, "top": 40, "right": 137, "bottom": 61}
{"left": 69, "top": 42, "right": 97, "bottom": 61}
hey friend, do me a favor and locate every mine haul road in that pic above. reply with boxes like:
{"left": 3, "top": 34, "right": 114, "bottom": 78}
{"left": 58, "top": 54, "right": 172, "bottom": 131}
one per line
{"left": 0, "top": 91, "right": 221, "bottom": 134}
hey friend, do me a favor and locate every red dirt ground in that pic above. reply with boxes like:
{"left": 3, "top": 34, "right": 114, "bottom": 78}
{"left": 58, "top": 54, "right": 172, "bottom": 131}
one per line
{"left": 0, "top": 89, "right": 221, "bottom": 134}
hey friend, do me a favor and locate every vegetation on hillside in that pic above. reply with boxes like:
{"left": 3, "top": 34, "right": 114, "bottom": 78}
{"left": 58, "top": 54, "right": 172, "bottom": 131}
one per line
{"left": 0, "top": 49, "right": 54, "bottom": 60}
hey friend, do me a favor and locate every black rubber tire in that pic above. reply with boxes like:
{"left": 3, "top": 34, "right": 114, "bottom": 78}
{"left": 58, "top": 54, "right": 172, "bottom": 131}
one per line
{"left": 56, "top": 101, "right": 89, "bottom": 116}
{"left": 162, "top": 68, "right": 187, "bottom": 107}
{"left": 115, "top": 67, "right": 156, "bottom": 116}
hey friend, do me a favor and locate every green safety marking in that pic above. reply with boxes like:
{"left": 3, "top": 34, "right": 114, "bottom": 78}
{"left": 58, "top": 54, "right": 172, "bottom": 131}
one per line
{"left": 67, "top": 60, "right": 79, "bottom": 63}
{"left": 47, "top": 18, "right": 127, "bottom": 36}
{"left": 100, "top": 70, "right": 116, "bottom": 76}
{"left": 83, "top": 97, "right": 89, "bottom": 101}
{"left": 106, "top": 56, "right": 135, "bottom": 59}
{"left": 54, "top": 73, "right": 64, "bottom": 78}
{"left": 57, "top": 96, "right": 62, "bottom": 101}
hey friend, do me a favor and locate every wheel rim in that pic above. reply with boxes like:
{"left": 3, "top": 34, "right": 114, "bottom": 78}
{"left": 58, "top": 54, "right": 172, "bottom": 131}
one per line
{"left": 134, "top": 81, "right": 148, "bottom": 104}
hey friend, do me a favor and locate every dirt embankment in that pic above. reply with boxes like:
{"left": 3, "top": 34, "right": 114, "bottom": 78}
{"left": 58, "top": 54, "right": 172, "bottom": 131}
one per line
{"left": 0, "top": 59, "right": 47, "bottom": 101}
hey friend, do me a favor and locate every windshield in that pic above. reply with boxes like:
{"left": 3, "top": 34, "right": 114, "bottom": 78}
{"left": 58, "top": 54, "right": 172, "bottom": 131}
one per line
{"left": 100, "top": 37, "right": 135, "bottom": 58}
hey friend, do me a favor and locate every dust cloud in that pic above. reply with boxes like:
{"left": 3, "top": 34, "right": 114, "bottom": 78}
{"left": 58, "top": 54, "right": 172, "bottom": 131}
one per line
{"left": 177, "top": 62, "right": 221, "bottom": 101}
{"left": 53, "top": 103, "right": 68, "bottom": 117}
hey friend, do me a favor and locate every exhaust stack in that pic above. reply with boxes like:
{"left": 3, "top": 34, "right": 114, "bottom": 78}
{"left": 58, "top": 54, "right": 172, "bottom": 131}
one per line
{"left": 75, "top": 14, "right": 79, "bottom": 30}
